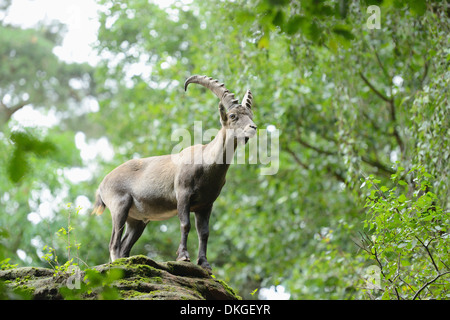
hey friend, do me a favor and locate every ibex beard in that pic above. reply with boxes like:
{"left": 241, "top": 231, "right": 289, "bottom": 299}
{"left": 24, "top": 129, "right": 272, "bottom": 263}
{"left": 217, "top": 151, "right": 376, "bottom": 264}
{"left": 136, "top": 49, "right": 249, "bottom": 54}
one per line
{"left": 92, "top": 75, "right": 256, "bottom": 272}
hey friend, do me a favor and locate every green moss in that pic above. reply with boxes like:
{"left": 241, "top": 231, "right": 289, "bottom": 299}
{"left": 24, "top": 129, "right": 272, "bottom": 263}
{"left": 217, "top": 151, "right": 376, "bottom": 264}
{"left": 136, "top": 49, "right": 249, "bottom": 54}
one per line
{"left": 137, "top": 265, "right": 162, "bottom": 277}
{"left": 216, "top": 279, "right": 242, "bottom": 300}
{"left": 111, "top": 255, "right": 152, "bottom": 267}
{"left": 151, "top": 276, "right": 162, "bottom": 283}
{"left": 14, "top": 275, "right": 31, "bottom": 285}
{"left": 120, "top": 289, "right": 148, "bottom": 299}
{"left": 117, "top": 276, "right": 157, "bottom": 288}
{"left": 110, "top": 256, "right": 163, "bottom": 278}
{"left": 13, "top": 284, "right": 34, "bottom": 299}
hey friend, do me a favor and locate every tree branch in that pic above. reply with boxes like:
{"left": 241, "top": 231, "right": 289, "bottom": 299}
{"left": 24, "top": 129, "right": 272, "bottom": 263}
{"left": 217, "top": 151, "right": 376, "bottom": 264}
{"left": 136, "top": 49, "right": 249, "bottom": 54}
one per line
{"left": 295, "top": 136, "right": 336, "bottom": 156}
{"left": 361, "top": 155, "right": 395, "bottom": 175}
{"left": 8, "top": 100, "right": 29, "bottom": 116}
{"left": 415, "top": 236, "right": 440, "bottom": 273}
{"left": 359, "top": 73, "right": 405, "bottom": 153}
{"left": 359, "top": 72, "right": 391, "bottom": 103}
{"left": 355, "top": 232, "right": 401, "bottom": 300}
{"left": 284, "top": 145, "right": 309, "bottom": 170}
{"left": 387, "top": 99, "right": 405, "bottom": 154}
{"left": 294, "top": 128, "right": 394, "bottom": 177}
{"left": 0, "top": 98, "right": 7, "bottom": 111}
{"left": 374, "top": 50, "right": 391, "bottom": 85}
{"left": 413, "top": 271, "right": 450, "bottom": 300}
{"left": 420, "top": 58, "right": 430, "bottom": 86}
{"left": 0, "top": 98, "right": 30, "bottom": 124}
{"left": 285, "top": 145, "right": 346, "bottom": 183}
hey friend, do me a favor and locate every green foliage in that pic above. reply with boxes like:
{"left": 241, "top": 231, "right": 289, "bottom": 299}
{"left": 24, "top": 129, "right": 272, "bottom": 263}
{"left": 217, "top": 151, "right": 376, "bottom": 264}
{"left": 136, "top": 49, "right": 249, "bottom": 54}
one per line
{"left": 90, "top": 0, "right": 448, "bottom": 299}
{"left": 7, "top": 130, "right": 56, "bottom": 183}
{"left": 0, "top": 258, "right": 18, "bottom": 270}
{"left": 0, "top": 0, "right": 448, "bottom": 300}
{"left": 41, "top": 203, "right": 88, "bottom": 273}
{"left": 360, "top": 166, "right": 450, "bottom": 299}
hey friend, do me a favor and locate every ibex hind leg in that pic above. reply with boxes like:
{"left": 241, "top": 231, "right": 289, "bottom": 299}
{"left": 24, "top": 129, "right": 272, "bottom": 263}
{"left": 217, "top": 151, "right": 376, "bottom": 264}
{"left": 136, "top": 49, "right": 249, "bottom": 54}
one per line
{"left": 109, "top": 194, "right": 133, "bottom": 261}
{"left": 176, "top": 193, "right": 191, "bottom": 262}
{"left": 119, "top": 217, "right": 147, "bottom": 258}
{"left": 195, "top": 206, "right": 212, "bottom": 273}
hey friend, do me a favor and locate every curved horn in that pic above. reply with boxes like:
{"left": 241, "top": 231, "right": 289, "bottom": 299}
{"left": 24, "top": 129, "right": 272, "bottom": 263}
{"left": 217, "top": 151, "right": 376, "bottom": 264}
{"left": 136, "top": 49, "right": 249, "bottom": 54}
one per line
{"left": 241, "top": 89, "right": 253, "bottom": 109}
{"left": 184, "top": 75, "right": 239, "bottom": 110}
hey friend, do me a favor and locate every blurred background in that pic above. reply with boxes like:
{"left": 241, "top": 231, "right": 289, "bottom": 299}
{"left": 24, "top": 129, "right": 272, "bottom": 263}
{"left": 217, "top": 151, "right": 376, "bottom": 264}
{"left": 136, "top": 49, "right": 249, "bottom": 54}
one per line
{"left": 0, "top": 0, "right": 448, "bottom": 299}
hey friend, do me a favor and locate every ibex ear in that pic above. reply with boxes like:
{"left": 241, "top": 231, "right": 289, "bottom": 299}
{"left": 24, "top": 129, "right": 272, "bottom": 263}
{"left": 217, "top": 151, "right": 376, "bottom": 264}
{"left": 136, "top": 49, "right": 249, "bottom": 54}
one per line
{"left": 218, "top": 102, "right": 227, "bottom": 122}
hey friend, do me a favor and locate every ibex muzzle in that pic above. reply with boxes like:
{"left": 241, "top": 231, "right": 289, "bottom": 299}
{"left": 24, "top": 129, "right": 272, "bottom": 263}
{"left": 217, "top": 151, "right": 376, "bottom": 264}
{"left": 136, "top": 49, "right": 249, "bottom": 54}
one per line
{"left": 92, "top": 75, "right": 256, "bottom": 272}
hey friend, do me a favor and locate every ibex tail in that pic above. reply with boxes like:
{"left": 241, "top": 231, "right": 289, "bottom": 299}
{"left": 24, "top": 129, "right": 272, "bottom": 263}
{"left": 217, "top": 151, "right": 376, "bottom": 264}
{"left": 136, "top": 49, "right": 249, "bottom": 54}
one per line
{"left": 91, "top": 191, "right": 106, "bottom": 216}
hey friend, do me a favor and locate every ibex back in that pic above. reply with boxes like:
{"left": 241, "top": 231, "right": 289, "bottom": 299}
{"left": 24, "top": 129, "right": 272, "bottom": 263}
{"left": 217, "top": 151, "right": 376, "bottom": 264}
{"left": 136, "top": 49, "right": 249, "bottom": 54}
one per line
{"left": 92, "top": 75, "right": 257, "bottom": 272}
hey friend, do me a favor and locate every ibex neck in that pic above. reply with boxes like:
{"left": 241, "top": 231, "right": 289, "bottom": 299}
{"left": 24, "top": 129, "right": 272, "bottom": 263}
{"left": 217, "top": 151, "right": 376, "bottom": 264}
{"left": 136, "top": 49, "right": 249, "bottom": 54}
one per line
{"left": 204, "top": 127, "right": 237, "bottom": 166}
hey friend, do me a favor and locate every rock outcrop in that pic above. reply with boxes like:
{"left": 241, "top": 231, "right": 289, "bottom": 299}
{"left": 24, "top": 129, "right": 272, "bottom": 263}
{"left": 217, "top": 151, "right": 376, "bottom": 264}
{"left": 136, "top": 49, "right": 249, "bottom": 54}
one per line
{"left": 0, "top": 255, "right": 241, "bottom": 300}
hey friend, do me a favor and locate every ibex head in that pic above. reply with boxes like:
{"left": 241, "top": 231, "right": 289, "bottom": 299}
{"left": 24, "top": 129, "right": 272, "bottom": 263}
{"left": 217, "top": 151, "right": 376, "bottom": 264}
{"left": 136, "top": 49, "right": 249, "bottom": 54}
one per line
{"left": 184, "top": 75, "right": 257, "bottom": 143}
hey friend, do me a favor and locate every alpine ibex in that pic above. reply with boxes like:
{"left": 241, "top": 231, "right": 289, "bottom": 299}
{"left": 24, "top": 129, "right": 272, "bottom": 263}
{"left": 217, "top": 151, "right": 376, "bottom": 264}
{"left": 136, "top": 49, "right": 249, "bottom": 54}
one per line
{"left": 92, "top": 75, "right": 257, "bottom": 272}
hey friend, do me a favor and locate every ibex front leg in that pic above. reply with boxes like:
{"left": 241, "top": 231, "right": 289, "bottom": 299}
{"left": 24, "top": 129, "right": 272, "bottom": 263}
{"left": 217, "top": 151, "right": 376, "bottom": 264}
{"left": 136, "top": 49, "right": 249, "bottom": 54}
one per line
{"left": 176, "top": 193, "right": 191, "bottom": 262}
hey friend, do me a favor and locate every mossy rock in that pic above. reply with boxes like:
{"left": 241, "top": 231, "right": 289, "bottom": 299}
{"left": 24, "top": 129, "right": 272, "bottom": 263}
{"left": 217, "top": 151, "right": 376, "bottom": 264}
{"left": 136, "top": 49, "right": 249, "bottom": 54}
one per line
{"left": 0, "top": 255, "right": 241, "bottom": 300}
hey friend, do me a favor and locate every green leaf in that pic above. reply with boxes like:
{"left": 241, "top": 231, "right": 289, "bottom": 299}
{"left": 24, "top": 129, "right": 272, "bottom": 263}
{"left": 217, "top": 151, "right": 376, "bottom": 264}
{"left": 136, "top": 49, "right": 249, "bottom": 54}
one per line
{"left": 7, "top": 149, "right": 28, "bottom": 183}
{"left": 398, "top": 194, "right": 407, "bottom": 203}
{"left": 332, "top": 25, "right": 355, "bottom": 40}
{"left": 7, "top": 130, "right": 57, "bottom": 183}
{"left": 284, "top": 15, "right": 307, "bottom": 35}
{"left": 401, "top": 259, "right": 411, "bottom": 267}
{"left": 397, "top": 242, "right": 408, "bottom": 248}
{"left": 258, "top": 35, "right": 270, "bottom": 49}
{"left": 272, "top": 10, "right": 284, "bottom": 27}
{"left": 408, "top": 0, "right": 427, "bottom": 15}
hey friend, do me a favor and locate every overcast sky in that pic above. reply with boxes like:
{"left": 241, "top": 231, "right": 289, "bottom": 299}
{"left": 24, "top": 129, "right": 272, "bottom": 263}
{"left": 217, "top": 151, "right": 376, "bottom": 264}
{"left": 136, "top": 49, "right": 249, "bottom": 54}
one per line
{"left": 4, "top": 0, "right": 101, "bottom": 65}
{"left": 3, "top": 0, "right": 178, "bottom": 65}
{"left": 5, "top": 0, "right": 100, "bottom": 65}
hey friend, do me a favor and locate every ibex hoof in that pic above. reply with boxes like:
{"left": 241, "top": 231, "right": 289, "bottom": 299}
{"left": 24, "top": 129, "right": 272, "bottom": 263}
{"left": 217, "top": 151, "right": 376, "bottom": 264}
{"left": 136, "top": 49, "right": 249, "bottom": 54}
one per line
{"left": 198, "top": 258, "right": 212, "bottom": 274}
{"left": 176, "top": 251, "right": 190, "bottom": 262}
